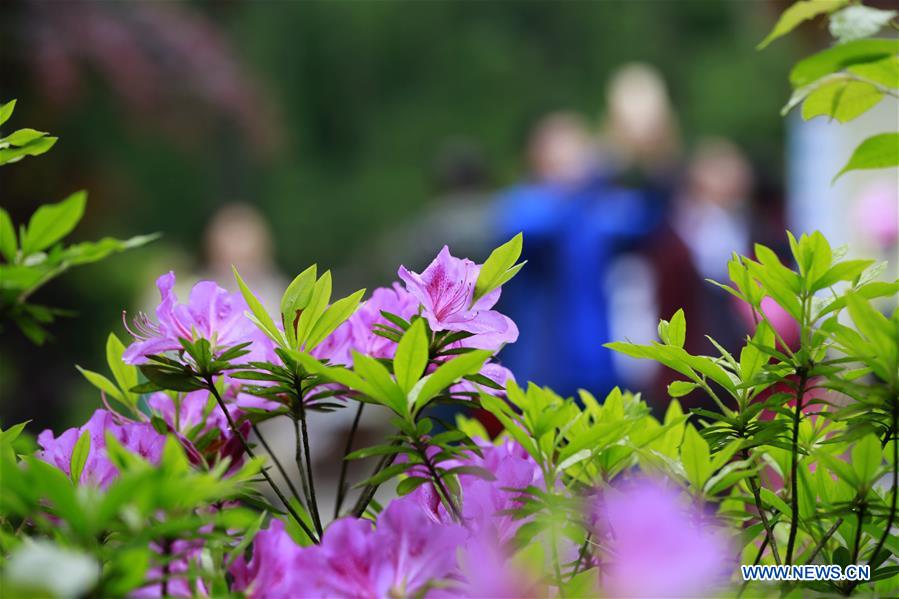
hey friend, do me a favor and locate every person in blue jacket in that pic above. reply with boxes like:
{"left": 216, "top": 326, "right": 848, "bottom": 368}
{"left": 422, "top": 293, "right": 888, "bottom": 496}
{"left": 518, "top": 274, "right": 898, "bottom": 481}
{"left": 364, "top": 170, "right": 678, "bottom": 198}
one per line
{"left": 493, "top": 112, "right": 663, "bottom": 398}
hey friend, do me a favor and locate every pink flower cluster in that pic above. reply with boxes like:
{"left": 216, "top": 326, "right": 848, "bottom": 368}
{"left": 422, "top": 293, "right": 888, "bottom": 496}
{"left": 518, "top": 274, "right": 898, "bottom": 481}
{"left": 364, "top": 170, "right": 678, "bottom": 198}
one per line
{"left": 232, "top": 501, "right": 466, "bottom": 598}
{"left": 123, "top": 271, "right": 273, "bottom": 365}
{"left": 37, "top": 409, "right": 166, "bottom": 488}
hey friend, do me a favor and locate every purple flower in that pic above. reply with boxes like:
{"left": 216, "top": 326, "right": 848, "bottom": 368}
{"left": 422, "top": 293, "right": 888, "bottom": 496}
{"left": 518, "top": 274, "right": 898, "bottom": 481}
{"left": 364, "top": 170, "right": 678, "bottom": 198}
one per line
{"left": 398, "top": 246, "right": 518, "bottom": 351}
{"left": 451, "top": 361, "right": 514, "bottom": 398}
{"left": 446, "top": 536, "right": 543, "bottom": 598}
{"left": 348, "top": 284, "right": 420, "bottom": 359}
{"left": 413, "top": 439, "right": 542, "bottom": 545}
{"left": 147, "top": 390, "right": 248, "bottom": 468}
{"left": 231, "top": 519, "right": 302, "bottom": 598}
{"left": 233, "top": 500, "right": 465, "bottom": 598}
{"left": 123, "top": 272, "right": 271, "bottom": 365}
{"left": 593, "top": 479, "right": 735, "bottom": 597}
{"left": 132, "top": 539, "right": 208, "bottom": 598}
{"left": 37, "top": 409, "right": 166, "bottom": 488}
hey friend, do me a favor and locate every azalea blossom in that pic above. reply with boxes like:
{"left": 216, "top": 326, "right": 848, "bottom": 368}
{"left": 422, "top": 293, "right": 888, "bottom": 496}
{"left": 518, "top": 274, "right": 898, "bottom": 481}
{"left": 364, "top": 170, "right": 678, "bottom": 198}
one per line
{"left": 593, "top": 478, "right": 734, "bottom": 597}
{"left": 413, "top": 438, "right": 542, "bottom": 544}
{"left": 451, "top": 361, "right": 514, "bottom": 399}
{"left": 37, "top": 409, "right": 166, "bottom": 488}
{"left": 398, "top": 246, "right": 518, "bottom": 351}
{"left": 232, "top": 500, "right": 465, "bottom": 598}
{"left": 147, "top": 390, "right": 248, "bottom": 468}
{"left": 123, "top": 272, "right": 271, "bottom": 365}
{"left": 132, "top": 539, "right": 208, "bottom": 598}
{"left": 347, "top": 283, "right": 420, "bottom": 359}
{"left": 444, "top": 536, "right": 544, "bottom": 598}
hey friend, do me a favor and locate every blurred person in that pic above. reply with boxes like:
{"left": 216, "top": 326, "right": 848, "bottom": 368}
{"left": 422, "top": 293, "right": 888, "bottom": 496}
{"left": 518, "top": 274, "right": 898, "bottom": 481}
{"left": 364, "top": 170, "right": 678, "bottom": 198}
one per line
{"left": 201, "top": 202, "right": 286, "bottom": 311}
{"left": 602, "top": 64, "right": 684, "bottom": 391}
{"left": 639, "top": 138, "right": 778, "bottom": 409}
{"left": 494, "top": 112, "right": 660, "bottom": 398}
{"left": 602, "top": 62, "right": 682, "bottom": 198}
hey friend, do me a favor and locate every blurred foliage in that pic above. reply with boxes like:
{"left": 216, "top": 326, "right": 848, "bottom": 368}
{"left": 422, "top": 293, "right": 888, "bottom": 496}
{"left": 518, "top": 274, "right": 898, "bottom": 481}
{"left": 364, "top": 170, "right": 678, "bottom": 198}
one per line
{"left": 1, "top": 1, "right": 797, "bottom": 430}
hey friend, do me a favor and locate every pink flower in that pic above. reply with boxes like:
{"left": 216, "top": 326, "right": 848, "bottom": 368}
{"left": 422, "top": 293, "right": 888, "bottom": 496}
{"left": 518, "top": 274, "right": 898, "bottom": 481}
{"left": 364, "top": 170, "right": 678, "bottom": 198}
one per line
{"left": 231, "top": 519, "right": 303, "bottom": 598}
{"left": 398, "top": 246, "right": 518, "bottom": 351}
{"left": 37, "top": 409, "right": 166, "bottom": 488}
{"left": 413, "top": 439, "right": 542, "bottom": 545}
{"left": 123, "top": 272, "right": 271, "bottom": 365}
{"left": 147, "top": 390, "right": 248, "bottom": 468}
{"left": 348, "top": 284, "right": 420, "bottom": 359}
{"left": 233, "top": 501, "right": 465, "bottom": 598}
{"left": 447, "top": 536, "right": 543, "bottom": 598}
{"left": 593, "top": 479, "right": 734, "bottom": 597}
{"left": 451, "top": 361, "right": 514, "bottom": 398}
{"left": 132, "top": 539, "right": 208, "bottom": 598}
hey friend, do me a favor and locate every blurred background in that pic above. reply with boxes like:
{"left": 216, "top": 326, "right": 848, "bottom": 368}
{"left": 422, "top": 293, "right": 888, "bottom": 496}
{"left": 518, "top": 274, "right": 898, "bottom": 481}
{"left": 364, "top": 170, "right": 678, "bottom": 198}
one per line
{"left": 2, "top": 0, "right": 896, "bottom": 433}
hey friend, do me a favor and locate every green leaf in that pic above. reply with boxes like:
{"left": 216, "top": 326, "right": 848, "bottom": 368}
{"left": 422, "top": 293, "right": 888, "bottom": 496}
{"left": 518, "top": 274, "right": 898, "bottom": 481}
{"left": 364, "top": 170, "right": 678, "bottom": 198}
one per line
{"left": 0, "top": 99, "right": 16, "bottom": 126}
{"left": 790, "top": 38, "right": 898, "bottom": 87}
{"left": 345, "top": 444, "right": 414, "bottom": 460}
{"left": 138, "top": 365, "right": 204, "bottom": 392}
{"left": 59, "top": 234, "right": 158, "bottom": 266}
{"left": 296, "top": 271, "right": 332, "bottom": 348}
{"left": 0, "top": 135, "right": 56, "bottom": 165}
{"left": 21, "top": 191, "right": 86, "bottom": 254}
{"left": 356, "top": 462, "right": 410, "bottom": 487}
{"left": 760, "top": 487, "right": 793, "bottom": 518}
{"left": 393, "top": 318, "right": 428, "bottom": 393}
{"left": 668, "top": 309, "right": 686, "bottom": 348}
{"left": 294, "top": 351, "right": 375, "bottom": 397}
{"left": 834, "top": 133, "right": 899, "bottom": 180}
{"left": 667, "top": 380, "right": 698, "bottom": 398}
{"left": 76, "top": 366, "right": 124, "bottom": 404}
{"left": 681, "top": 424, "right": 711, "bottom": 489}
{"left": 352, "top": 351, "right": 406, "bottom": 414}
{"left": 396, "top": 476, "right": 430, "bottom": 496}
{"left": 801, "top": 78, "right": 884, "bottom": 123}
{"left": 848, "top": 55, "right": 899, "bottom": 88}
{"left": 757, "top": 0, "right": 847, "bottom": 49}
{"left": 106, "top": 333, "right": 137, "bottom": 406}
{"left": 233, "top": 266, "right": 285, "bottom": 345}
{"left": 740, "top": 321, "right": 774, "bottom": 383}
{"left": 852, "top": 434, "right": 883, "bottom": 486}
{"left": 414, "top": 350, "right": 492, "bottom": 411}
{"left": 829, "top": 5, "right": 898, "bottom": 43}
{"left": 812, "top": 259, "right": 874, "bottom": 291}
{"left": 69, "top": 430, "right": 91, "bottom": 484}
{"left": 280, "top": 264, "right": 317, "bottom": 347}
{"left": 3, "top": 128, "right": 48, "bottom": 146}
{"left": 472, "top": 233, "right": 524, "bottom": 305}
{"left": 0, "top": 207, "right": 16, "bottom": 262}
{"left": 305, "top": 288, "right": 366, "bottom": 350}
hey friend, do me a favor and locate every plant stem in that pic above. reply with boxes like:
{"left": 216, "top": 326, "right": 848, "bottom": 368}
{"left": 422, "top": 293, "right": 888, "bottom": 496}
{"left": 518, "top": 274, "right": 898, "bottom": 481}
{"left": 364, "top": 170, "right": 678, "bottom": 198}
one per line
{"left": 352, "top": 449, "right": 399, "bottom": 517}
{"left": 571, "top": 532, "right": 593, "bottom": 579}
{"left": 851, "top": 505, "right": 866, "bottom": 564}
{"left": 868, "top": 402, "right": 898, "bottom": 574}
{"left": 294, "top": 405, "right": 323, "bottom": 536}
{"left": 807, "top": 518, "right": 843, "bottom": 565}
{"left": 334, "top": 402, "right": 365, "bottom": 518}
{"left": 743, "top": 449, "right": 783, "bottom": 565}
{"left": 417, "top": 441, "right": 463, "bottom": 522}
{"left": 160, "top": 538, "right": 171, "bottom": 597}
{"left": 299, "top": 407, "right": 323, "bottom": 534}
{"left": 737, "top": 536, "right": 769, "bottom": 599}
{"left": 249, "top": 421, "right": 304, "bottom": 507}
{"left": 204, "top": 378, "right": 318, "bottom": 543}
{"left": 551, "top": 524, "right": 566, "bottom": 598}
{"left": 292, "top": 418, "right": 314, "bottom": 521}
{"left": 785, "top": 368, "right": 808, "bottom": 564}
